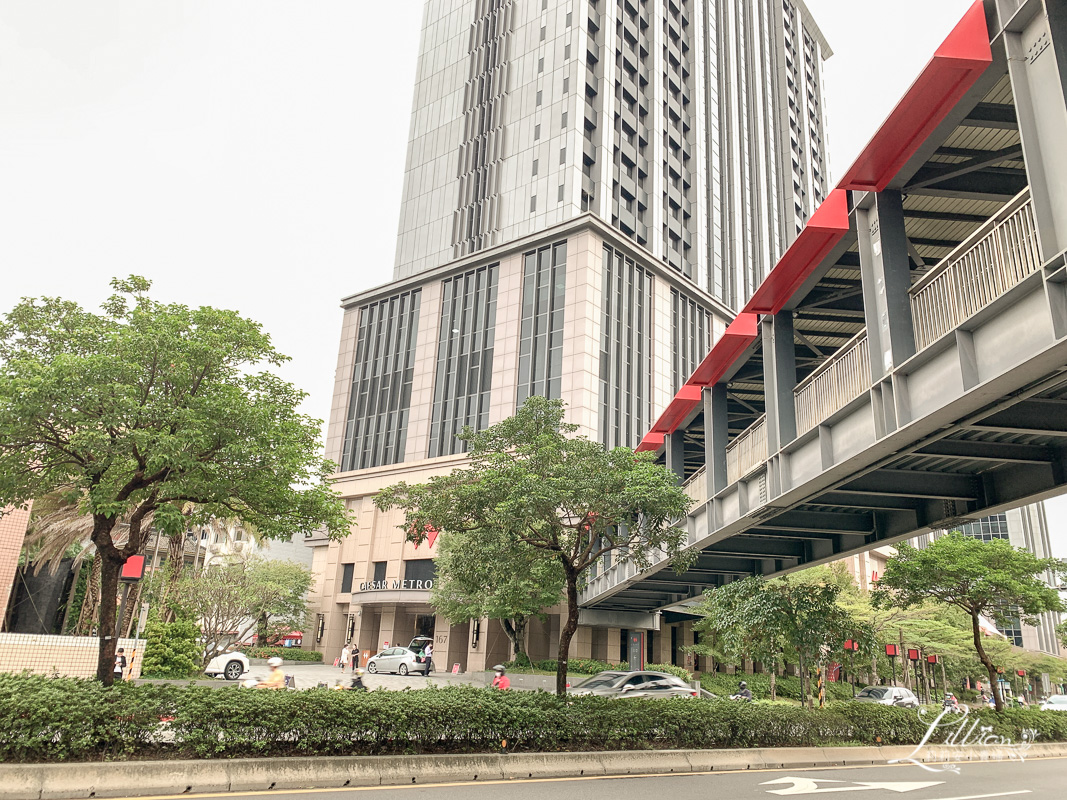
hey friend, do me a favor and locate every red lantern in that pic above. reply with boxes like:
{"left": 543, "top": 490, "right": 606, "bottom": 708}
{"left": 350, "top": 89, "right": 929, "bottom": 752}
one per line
{"left": 1017, "top": 669, "right": 1026, "bottom": 677}
{"left": 844, "top": 639, "right": 859, "bottom": 651}
{"left": 907, "top": 648, "right": 920, "bottom": 661}
{"left": 927, "top": 654, "right": 939, "bottom": 664}
{"left": 885, "top": 644, "right": 899, "bottom": 657}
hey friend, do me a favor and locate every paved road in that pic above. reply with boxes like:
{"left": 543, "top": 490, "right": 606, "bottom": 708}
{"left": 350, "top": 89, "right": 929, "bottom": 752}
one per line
{"left": 230, "top": 663, "right": 488, "bottom": 691}
{"left": 130, "top": 757, "right": 1065, "bottom": 800}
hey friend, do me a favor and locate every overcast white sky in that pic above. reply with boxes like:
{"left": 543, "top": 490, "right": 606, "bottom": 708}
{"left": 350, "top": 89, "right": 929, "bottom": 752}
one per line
{"left": 2, "top": 1, "right": 1065, "bottom": 556}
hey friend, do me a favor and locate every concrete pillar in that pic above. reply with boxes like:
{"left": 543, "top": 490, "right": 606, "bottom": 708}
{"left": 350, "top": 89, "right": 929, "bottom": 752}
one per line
{"left": 591, "top": 628, "right": 608, "bottom": 661}
{"left": 703, "top": 383, "right": 729, "bottom": 495}
{"left": 606, "top": 627, "right": 622, "bottom": 664}
{"left": 762, "top": 313, "right": 798, "bottom": 453}
{"left": 443, "top": 621, "right": 469, "bottom": 674}
{"left": 568, "top": 625, "right": 593, "bottom": 660}
{"left": 857, "top": 190, "right": 916, "bottom": 380}
{"left": 465, "top": 617, "right": 492, "bottom": 673}
{"left": 355, "top": 609, "right": 379, "bottom": 666}
{"left": 527, "top": 615, "right": 552, "bottom": 661}
{"left": 1005, "top": 2, "right": 1067, "bottom": 260}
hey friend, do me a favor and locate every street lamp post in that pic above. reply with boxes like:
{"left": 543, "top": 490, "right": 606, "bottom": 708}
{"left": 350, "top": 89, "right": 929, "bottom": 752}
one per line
{"left": 885, "top": 644, "right": 899, "bottom": 686}
{"left": 844, "top": 639, "right": 860, "bottom": 697}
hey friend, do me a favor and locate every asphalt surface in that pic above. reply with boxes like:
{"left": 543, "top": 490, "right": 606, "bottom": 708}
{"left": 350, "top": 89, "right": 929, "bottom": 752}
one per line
{"left": 124, "top": 757, "right": 1066, "bottom": 800}
{"left": 232, "top": 663, "right": 485, "bottom": 691}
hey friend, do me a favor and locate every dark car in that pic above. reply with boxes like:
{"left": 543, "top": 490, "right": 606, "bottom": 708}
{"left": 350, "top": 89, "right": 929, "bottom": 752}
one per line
{"left": 569, "top": 670, "right": 699, "bottom": 699}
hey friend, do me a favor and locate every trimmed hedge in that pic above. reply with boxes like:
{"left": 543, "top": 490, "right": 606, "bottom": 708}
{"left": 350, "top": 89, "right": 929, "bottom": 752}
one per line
{"left": 245, "top": 648, "right": 323, "bottom": 662}
{"left": 646, "top": 663, "right": 692, "bottom": 681}
{"left": 508, "top": 658, "right": 629, "bottom": 675}
{"left": 1, "top": 673, "right": 1065, "bottom": 763}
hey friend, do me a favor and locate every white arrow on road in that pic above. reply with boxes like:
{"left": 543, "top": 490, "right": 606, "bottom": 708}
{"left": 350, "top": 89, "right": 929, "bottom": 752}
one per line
{"left": 761, "top": 777, "right": 945, "bottom": 795}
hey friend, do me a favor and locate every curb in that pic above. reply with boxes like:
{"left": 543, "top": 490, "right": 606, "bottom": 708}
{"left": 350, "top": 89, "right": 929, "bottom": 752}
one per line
{"left": 3, "top": 743, "right": 1067, "bottom": 800}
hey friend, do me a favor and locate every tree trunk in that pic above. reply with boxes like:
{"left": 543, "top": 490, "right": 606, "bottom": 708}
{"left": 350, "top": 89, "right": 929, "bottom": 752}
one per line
{"left": 769, "top": 665, "right": 777, "bottom": 701}
{"left": 121, "top": 581, "right": 142, "bottom": 638}
{"left": 870, "top": 654, "right": 879, "bottom": 685}
{"left": 160, "top": 532, "right": 186, "bottom": 622}
{"left": 501, "top": 617, "right": 530, "bottom": 665}
{"left": 798, "top": 649, "right": 807, "bottom": 707}
{"left": 555, "top": 566, "right": 581, "bottom": 697}
{"left": 95, "top": 550, "right": 122, "bottom": 684}
{"left": 970, "top": 610, "right": 1003, "bottom": 712}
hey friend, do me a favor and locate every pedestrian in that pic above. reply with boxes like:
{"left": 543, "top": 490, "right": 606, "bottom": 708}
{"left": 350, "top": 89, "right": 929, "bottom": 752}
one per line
{"left": 491, "top": 664, "right": 510, "bottom": 690}
{"left": 340, "top": 643, "right": 350, "bottom": 671}
{"left": 424, "top": 641, "right": 434, "bottom": 673}
{"left": 351, "top": 645, "right": 361, "bottom": 672}
{"left": 113, "top": 648, "right": 127, "bottom": 681}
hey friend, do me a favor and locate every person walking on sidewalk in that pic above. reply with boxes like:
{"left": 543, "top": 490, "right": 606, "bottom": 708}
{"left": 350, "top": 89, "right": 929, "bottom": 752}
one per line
{"left": 424, "top": 641, "right": 434, "bottom": 673}
{"left": 339, "top": 643, "right": 350, "bottom": 671}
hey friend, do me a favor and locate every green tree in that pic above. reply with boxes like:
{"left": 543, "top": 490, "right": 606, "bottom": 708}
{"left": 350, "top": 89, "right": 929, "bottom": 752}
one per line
{"left": 431, "top": 525, "right": 565, "bottom": 666}
{"left": 172, "top": 557, "right": 312, "bottom": 665}
{"left": 140, "top": 612, "right": 201, "bottom": 679}
{"left": 690, "top": 576, "right": 793, "bottom": 700}
{"left": 1058, "top": 620, "right": 1067, "bottom": 652}
{"left": 376, "top": 396, "right": 693, "bottom": 695}
{"left": 0, "top": 277, "right": 351, "bottom": 683}
{"left": 872, "top": 531, "right": 1065, "bottom": 711}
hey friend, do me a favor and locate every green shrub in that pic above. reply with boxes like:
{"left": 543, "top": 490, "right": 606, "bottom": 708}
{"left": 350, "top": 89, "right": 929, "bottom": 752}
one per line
{"left": 245, "top": 648, "right": 323, "bottom": 662}
{"left": 520, "top": 658, "right": 628, "bottom": 675}
{"left": 646, "top": 663, "right": 692, "bottom": 681}
{"left": 140, "top": 615, "right": 202, "bottom": 679}
{"left": 700, "top": 672, "right": 853, "bottom": 702}
{"left": 1, "top": 673, "right": 1064, "bottom": 762}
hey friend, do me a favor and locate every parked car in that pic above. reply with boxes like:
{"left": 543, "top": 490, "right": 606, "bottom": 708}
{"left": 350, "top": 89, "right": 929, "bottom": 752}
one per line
{"left": 1040, "top": 694, "right": 1067, "bottom": 711}
{"left": 852, "top": 685, "right": 920, "bottom": 708}
{"left": 366, "top": 646, "right": 430, "bottom": 676}
{"left": 569, "top": 670, "right": 699, "bottom": 699}
{"left": 204, "top": 651, "right": 250, "bottom": 681}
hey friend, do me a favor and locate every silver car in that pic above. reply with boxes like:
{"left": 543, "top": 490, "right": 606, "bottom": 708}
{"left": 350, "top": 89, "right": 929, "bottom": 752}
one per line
{"left": 569, "top": 670, "right": 699, "bottom": 699}
{"left": 1040, "top": 694, "right": 1067, "bottom": 711}
{"left": 852, "top": 685, "right": 920, "bottom": 708}
{"left": 366, "top": 646, "right": 429, "bottom": 676}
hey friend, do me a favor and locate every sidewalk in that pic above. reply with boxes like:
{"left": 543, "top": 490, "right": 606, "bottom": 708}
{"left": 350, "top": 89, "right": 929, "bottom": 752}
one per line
{"left": 4, "top": 743, "right": 1067, "bottom": 800}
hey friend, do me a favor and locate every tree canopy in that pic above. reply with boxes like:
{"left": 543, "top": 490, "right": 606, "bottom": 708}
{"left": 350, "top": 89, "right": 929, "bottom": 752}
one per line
{"left": 376, "top": 396, "right": 693, "bottom": 695}
{"left": 872, "top": 531, "right": 1065, "bottom": 711}
{"left": 0, "top": 277, "right": 351, "bottom": 681}
{"left": 430, "top": 525, "right": 565, "bottom": 666}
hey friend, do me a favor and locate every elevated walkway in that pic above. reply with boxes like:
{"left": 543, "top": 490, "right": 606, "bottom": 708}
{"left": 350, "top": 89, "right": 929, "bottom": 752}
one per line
{"left": 582, "top": 0, "right": 1067, "bottom": 612}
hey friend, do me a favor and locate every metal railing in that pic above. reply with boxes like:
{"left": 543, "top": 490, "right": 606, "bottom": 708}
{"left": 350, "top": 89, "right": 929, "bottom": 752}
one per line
{"left": 793, "top": 332, "right": 872, "bottom": 436}
{"left": 681, "top": 465, "right": 707, "bottom": 506}
{"left": 726, "top": 415, "right": 767, "bottom": 484}
{"left": 910, "top": 189, "right": 1040, "bottom": 350}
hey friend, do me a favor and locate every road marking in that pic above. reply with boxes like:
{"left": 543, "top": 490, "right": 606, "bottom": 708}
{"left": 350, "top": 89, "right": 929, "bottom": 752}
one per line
{"left": 932, "top": 792, "right": 1031, "bottom": 800}
{"left": 761, "top": 777, "right": 944, "bottom": 795}
{"left": 126, "top": 757, "right": 1065, "bottom": 800}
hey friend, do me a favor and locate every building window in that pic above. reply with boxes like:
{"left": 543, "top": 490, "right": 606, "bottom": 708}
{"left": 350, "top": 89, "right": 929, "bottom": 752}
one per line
{"left": 428, "top": 264, "right": 499, "bottom": 457}
{"left": 538, "top": 57, "right": 544, "bottom": 73}
{"left": 960, "top": 514, "right": 1010, "bottom": 541}
{"left": 340, "top": 563, "right": 355, "bottom": 594}
{"left": 403, "top": 559, "right": 437, "bottom": 584}
{"left": 530, "top": 195, "right": 537, "bottom": 213}
{"left": 600, "top": 244, "right": 652, "bottom": 448}
{"left": 534, "top": 123, "right": 541, "bottom": 140}
{"left": 671, "top": 289, "right": 711, "bottom": 393}
{"left": 532, "top": 158, "right": 539, "bottom": 176}
{"left": 340, "top": 290, "right": 421, "bottom": 471}
{"left": 558, "top": 184, "right": 565, "bottom": 202}
{"left": 517, "top": 241, "right": 567, "bottom": 404}
{"left": 536, "top": 89, "right": 543, "bottom": 105}
{"left": 372, "top": 561, "right": 387, "bottom": 583}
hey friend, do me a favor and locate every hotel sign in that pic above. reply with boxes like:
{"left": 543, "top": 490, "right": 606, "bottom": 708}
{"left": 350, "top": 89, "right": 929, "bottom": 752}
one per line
{"left": 358, "top": 579, "right": 435, "bottom": 592}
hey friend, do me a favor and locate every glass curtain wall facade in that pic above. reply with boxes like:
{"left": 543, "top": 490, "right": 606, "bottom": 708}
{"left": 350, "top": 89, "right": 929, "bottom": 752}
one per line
{"left": 340, "top": 290, "right": 421, "bottom": 471}
{"left": 517, "top": 241, "right": 568, "bottom": 404}
{"left": 599, "top": 243, "right": 653, "bottom": 448}
{"left": 428, "top": 264, "right": 500, "bottom": 457}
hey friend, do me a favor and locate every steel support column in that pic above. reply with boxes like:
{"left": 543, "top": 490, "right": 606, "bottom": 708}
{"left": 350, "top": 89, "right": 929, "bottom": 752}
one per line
{"left": 762, "top": 313, "right": 798, "bottom": 453}
{"left": 857, "top": 190, "right": 916, "bottom": 381}
{"left": 1004, "top": 2, "right": 1067, "bottom": 261}
{"left": 665, "top": 429, "right": 686, "bottom": 482}
{"left": 703, "top": 383, "right": 729, "bottom": 497}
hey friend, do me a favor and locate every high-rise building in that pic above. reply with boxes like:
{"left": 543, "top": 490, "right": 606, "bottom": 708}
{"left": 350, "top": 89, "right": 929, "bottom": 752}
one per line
{"left": 307, "top": 0, "right": 831, "bottom": 671}
{"left": 394, "top": 0, "right": 830, "bottom": 308}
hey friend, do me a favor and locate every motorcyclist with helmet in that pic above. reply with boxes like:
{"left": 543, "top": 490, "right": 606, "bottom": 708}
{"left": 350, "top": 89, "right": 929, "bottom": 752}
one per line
{"left": 730, "top": 680, "right": 753, "bottom": 701}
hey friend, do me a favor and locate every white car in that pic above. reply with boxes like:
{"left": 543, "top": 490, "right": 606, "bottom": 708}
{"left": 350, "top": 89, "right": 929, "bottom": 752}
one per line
{"left": 852, "top": 686, "right": 920, "bottom": 708}
{"left": 204, "top": 651, "right": 250, "bottom": 681}
{"left": 1040, "top": 694, "right": 1067, "bottom": 711}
